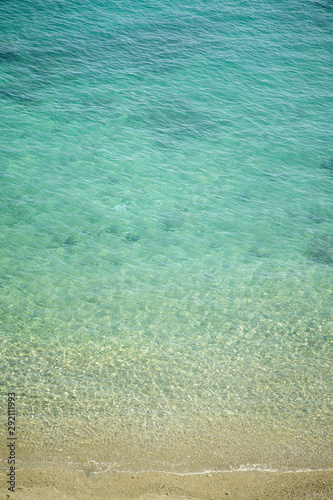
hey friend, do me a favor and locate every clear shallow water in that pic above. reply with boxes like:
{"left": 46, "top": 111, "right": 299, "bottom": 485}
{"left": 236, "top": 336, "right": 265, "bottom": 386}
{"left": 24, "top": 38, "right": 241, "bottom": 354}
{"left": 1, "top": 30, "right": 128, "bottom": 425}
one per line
{"left": 0, "top": 0, "right": 332, "bottom": 473}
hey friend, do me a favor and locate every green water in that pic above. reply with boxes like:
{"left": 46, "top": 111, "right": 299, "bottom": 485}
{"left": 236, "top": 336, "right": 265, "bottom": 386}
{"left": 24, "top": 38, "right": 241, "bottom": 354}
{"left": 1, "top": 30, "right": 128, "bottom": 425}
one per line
{"left": 0, "top": 0, "right": 332, "bottom": 473}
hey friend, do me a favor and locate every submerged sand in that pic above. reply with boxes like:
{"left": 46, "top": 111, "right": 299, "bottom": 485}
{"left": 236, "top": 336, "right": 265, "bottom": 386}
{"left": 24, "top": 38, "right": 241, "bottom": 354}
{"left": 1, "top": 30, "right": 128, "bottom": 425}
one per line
{"left": 1, "top": 468, "right": 332, "bottom": 499}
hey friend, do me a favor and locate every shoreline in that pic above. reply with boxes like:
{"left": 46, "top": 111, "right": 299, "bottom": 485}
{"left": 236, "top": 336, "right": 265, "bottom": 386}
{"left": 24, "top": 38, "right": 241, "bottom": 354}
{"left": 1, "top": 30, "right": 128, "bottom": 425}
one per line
{"left": 1, "top": 413, "right": 332, "bottom": 498}
{"left": 2, "top": 468, "right": 332, "bottom": 499}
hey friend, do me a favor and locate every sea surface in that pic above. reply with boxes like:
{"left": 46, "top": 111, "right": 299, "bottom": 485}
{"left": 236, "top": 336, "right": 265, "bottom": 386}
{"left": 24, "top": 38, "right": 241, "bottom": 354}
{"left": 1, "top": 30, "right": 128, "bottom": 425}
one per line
{"left": 0, "top": 0, "right": 332, "bottom": 474}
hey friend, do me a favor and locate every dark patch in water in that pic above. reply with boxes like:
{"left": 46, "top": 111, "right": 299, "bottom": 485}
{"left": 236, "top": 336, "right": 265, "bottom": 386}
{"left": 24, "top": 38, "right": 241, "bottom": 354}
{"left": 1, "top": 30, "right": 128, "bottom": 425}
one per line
{"left": 308, "top": 213, "right": 324, "bottom": 224}
{"left": 127, "top": 95, "right": 222, "bottom": 146}
{"left": 109, "top": 259, "right": 123, "bottom": 266}
{"left": 4, "top": 197, "right": 32, "bottom": 225}
{"left": 306, "top": 235, "right": 333, "bottom": 265}
{"left": 0, "top": 87, "right": 36, "bottom": 105}
{"left": 320, "top": 159, "right": 333, "bottom": 173}
{"left": 106, "top": 176, "right": 120, "bottom": 184}
{"left": 0, "top": 46, "right": 19, "bottom": 61}
{"left": 105, "top": 223, "right": 122, "bottom": 235}
{"left": 308, "top": 204, "right": 328, "bottom": 225}
{"left": 63, "top": 234, "right": 79, "bottom": 246}
{"left": 161, "top": 216, "right": 183, "bottom": 232}
{"left": 314, "top": 1, "right": 333, "bottom": 12}
{"left": 249, "top": 247, "right": 271, "bottom": 258}
{"left": 125, "top": 233, "right": 141, "bottom": 243}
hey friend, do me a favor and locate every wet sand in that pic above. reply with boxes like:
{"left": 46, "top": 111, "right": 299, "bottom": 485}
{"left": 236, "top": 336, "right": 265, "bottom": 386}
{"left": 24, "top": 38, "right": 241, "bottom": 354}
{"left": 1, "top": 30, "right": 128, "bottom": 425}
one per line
{"left": 2, "top": 468, "right": 332, "bottom": 499}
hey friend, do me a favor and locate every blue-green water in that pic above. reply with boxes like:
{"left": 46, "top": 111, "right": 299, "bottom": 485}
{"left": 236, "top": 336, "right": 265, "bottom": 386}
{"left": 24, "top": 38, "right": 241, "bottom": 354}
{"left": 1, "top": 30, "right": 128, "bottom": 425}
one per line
{"left": 0, "top": 0, "right": 332, "bottom": 474}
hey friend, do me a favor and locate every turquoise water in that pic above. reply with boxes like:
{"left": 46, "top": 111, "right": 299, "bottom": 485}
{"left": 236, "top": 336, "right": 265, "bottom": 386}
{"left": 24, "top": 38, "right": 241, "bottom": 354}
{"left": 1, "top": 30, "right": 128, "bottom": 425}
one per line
{"left": 0, "top": 0, "right": 332, "bottom": 473}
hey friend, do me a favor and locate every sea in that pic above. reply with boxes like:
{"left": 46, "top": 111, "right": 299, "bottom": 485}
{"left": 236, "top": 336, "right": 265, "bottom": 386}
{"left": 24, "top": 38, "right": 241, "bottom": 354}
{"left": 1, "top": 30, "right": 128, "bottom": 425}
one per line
{"left": 0, "top": 0, "right": 332, "bottom": 475}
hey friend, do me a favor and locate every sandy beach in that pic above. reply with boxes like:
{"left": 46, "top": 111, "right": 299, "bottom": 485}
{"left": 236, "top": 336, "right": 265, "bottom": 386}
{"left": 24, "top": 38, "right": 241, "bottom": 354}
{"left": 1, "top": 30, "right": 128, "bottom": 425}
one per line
{"left": 1, "top": 468, "right": 332, "bottom": 499}
{"left": 1, "top": 414, "right": 332, "bottom": 499}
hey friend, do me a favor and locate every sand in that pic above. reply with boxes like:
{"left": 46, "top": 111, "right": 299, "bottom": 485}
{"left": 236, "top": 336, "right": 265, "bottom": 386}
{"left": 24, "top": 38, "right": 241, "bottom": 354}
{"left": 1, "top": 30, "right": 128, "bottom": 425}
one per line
{"left": 1, "top": 468, "right": 332, "bottom": 499}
